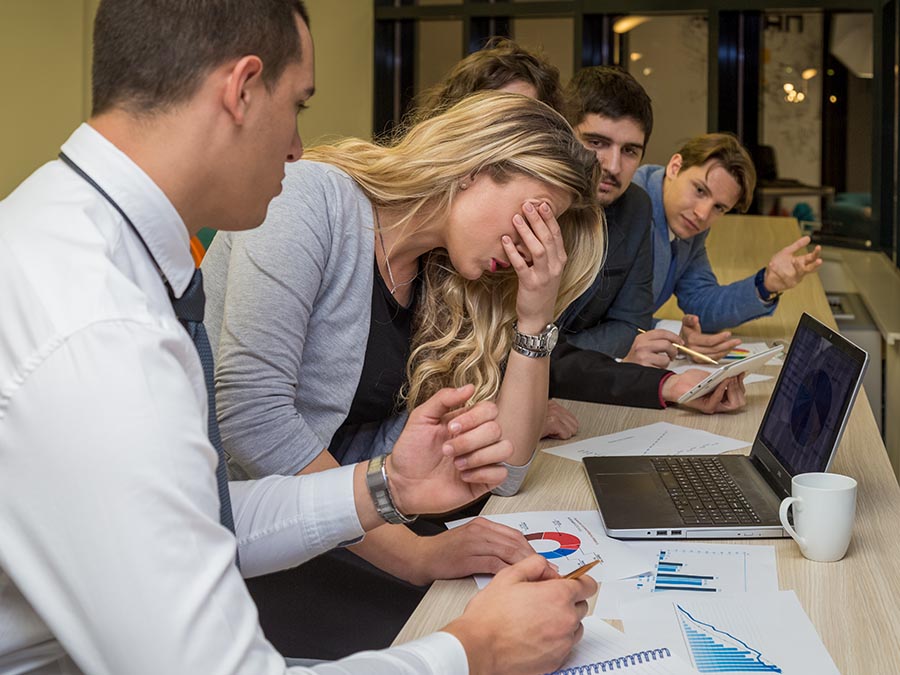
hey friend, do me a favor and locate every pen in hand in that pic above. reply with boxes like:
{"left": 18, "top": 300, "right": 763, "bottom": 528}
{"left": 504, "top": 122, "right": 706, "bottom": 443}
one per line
{"left": 637, "top": 328, "right": 719, "bottom": 366}
{"left": 564, "top": 560, "right": 601, "bottom": 579}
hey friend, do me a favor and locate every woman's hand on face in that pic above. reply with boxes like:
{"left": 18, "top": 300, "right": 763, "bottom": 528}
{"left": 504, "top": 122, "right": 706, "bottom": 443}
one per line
{"left": 502, "top": 201, "right": 567, "bottom": 332}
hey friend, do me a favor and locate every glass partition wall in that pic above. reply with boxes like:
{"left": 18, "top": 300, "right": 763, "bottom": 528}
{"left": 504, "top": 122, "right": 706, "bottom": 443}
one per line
{"left": 374, "top": 0, "right": 897, "bottom": 259}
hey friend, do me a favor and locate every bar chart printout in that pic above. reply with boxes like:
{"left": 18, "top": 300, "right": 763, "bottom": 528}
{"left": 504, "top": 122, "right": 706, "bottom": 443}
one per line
{"left": 653, "top": 550, "right": 723, "bottom": 592}
{"left": 594, "top": 544, "right": 778, "bottom": 619}
{"left": 677, "top": 604, "right": 781, "bottom": 673}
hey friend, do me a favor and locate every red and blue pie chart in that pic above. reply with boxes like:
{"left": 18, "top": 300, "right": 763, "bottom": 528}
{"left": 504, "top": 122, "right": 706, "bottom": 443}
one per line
{"left": 525, "top": 531, "right": 581, "bottom": 559}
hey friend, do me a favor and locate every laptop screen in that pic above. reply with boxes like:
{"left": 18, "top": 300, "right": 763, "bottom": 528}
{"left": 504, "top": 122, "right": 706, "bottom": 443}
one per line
{"left": 758, "top": 316, "right": 866, "bottom": 476}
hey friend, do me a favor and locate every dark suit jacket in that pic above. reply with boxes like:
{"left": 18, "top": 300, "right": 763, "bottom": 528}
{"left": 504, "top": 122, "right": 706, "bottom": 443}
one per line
{"left": 551, "top": 184, "right": 667, "bottom": 409}
{"left": 549, "top": 341, "right": 668, "bottom": 409}
{"left": 558, "top": 183, "right": 653, "bottom": 358}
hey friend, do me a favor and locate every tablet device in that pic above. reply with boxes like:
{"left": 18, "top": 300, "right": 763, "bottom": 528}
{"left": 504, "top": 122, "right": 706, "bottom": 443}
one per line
{"left": 676, "top": 345, "right": 784, "bottom": 403}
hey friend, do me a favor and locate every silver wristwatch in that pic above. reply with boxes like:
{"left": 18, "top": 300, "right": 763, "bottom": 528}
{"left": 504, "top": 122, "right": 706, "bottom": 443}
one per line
{"left": 365, "top": 453, "right": 417, "bottom": 525}
{"left": 512, "top": 322, "right": 559, "bottom": 358}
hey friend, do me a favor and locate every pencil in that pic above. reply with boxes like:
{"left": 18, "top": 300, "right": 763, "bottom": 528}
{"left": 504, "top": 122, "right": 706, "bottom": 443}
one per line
{"left": 564, "top": 560, "right": 601, "bottom": 579}
{"left": 637, "top": 328, "right": 719, "bottom": 365}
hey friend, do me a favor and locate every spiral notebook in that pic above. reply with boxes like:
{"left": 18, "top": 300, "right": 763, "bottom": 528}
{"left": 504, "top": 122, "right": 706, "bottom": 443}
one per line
{"left": 546, "top": 616, "right": 696, "bottom": 675}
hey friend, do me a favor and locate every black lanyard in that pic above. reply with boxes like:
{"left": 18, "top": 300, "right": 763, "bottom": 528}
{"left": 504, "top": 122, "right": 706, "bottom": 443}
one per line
{"left": 58, "top": 151, "right": 175, "bottom": 297}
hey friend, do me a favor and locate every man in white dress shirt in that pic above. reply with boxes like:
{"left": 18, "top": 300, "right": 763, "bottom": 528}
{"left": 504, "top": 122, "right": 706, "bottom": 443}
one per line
{"left": 0, "top": 1, "right": 595, "bottom": 674}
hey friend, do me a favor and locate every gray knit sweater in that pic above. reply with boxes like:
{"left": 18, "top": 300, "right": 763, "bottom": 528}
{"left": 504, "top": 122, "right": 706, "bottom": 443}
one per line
{"left": 202, "top": 161, "right": 374, "bottom": 479}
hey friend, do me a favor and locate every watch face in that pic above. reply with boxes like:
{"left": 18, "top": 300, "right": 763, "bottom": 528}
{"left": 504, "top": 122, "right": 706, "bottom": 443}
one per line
{"left": 546, "top": 324, "right": 559, "bottom": 350}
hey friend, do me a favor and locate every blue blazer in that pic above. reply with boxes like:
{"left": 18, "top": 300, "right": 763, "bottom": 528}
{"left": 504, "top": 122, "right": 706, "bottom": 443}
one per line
{"left": 632, "top": 165, "right": 776, "bottom": 332}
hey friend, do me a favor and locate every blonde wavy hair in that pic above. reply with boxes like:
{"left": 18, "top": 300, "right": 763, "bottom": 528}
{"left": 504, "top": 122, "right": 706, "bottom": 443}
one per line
{"left": 305, "top": 92, "right": 605, "bottom": 408}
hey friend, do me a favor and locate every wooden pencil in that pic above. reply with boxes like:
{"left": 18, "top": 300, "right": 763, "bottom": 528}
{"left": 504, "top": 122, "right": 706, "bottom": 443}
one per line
{"left": 637, "top": 328, "right": 719, "bottom": 365}
{"left": 564, "top": 560, "right": 601, "bottom": 579}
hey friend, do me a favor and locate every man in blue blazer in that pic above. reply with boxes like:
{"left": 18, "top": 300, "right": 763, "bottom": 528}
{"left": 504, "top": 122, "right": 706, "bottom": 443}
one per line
{"left": 632, "top": 133, "right": 822, "bottom": 360}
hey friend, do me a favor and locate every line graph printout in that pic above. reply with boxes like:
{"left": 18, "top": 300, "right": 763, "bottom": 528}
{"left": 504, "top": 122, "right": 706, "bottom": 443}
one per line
{"left": 622, "top": 591, "right": 839, "bottom": 675}
{"left": 542, "top": 422, "right": 750, "bottom": 463}
{"left": 595, "top": 543, "right": 777, "bottom": 620}
{"left": 447, "top": 511, "right": 651, "bottom": 588}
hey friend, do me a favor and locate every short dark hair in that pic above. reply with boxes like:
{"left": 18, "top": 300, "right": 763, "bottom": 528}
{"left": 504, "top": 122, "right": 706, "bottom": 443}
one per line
{"left": 565, "top": 66, "right": 654, "bottom": 147}
{"left": 92, "top": 0, "right": 309, "bottom": 116}
{"left": 677, "top": 133, "right": 757, "bottom": 213}
{"left": 411, "top": 37, "right": 564, "bottom": 123}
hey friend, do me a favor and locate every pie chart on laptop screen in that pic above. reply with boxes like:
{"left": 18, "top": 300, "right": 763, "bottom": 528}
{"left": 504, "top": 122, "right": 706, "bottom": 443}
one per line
{"left": 525, "top": 531, "right": 581, "bottom": 559}
{"left": 790, "top": 369, "right": 832, "bottom": 446}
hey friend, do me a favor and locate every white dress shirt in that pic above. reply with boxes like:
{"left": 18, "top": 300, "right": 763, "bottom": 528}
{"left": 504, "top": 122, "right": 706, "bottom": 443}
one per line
{"left": 0, "top": 124, "right": 467, "bottom": 675}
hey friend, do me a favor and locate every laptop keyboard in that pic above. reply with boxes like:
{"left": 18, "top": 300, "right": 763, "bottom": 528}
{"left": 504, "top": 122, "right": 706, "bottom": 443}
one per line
{"left": 652, "top": 457, "right": 762, "bottom": 526}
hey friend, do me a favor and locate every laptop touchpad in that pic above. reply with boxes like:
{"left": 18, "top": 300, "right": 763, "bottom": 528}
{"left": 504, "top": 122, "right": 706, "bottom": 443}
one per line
{"left": 591, "top": 472, "right": 678, "bottom": 525}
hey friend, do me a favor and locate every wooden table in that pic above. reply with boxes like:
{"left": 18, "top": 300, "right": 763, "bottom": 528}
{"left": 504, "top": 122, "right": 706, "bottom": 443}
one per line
{"left": 394, "top": 216, "right": 900, "bottom": 674}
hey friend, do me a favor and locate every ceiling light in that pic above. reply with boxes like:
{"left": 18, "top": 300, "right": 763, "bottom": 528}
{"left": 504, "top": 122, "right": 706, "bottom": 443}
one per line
{"left": 613, "top": 16, "right": 651, "bottom": 34}
{"left": 801, "top": 68, "right": 818, "bottom": 80}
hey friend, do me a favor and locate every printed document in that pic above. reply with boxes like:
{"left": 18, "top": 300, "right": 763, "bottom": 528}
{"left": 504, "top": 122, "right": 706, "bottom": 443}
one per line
{"left": 542, "top": 422, "right": 750, "bottom": 462}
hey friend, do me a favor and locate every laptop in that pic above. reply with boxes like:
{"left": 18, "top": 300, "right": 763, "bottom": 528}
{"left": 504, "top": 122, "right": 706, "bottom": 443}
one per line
{"left": 583, "top": 313, "right": 868, "bottom": 539}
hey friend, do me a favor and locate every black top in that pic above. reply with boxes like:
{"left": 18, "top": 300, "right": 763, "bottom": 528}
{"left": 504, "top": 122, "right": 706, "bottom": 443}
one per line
{"left": 329, "top": 262, "right": 418, "bottom": 456}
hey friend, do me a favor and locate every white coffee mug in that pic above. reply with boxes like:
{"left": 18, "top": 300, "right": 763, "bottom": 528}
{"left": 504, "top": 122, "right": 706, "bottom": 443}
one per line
{"left": 779, "top": 472, "right": 857, "bottom": 562}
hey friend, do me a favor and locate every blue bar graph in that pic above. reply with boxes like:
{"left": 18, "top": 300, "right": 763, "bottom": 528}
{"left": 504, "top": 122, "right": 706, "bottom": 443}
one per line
{"left": 677, "top": 604, "right": 782, "bottom": 673}
{"left": 654, "top": 551, "right": 720, "bottom": 593}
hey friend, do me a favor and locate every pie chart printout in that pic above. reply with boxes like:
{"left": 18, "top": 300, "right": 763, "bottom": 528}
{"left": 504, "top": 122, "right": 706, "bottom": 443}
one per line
{"left": 790, "top": 370, "right": 832, "bottom": 446}
{"left": 525, "top": 531, "right": 581, "bottom": 559}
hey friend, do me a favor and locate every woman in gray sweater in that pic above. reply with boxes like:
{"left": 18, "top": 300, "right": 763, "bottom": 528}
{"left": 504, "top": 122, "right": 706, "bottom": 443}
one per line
{"left": 202, "top": 92, "right": 603, "bottom": 587}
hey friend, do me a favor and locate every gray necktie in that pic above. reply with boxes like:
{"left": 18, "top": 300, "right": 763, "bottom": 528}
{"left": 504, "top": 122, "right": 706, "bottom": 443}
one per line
{"left": 170, "top": 268, "right": 238, "bottom": 542}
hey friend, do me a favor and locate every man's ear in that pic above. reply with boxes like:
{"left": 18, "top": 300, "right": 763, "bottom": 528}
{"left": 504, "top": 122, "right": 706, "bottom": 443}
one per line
{"left": 222, "top": 55, "right": 264, "bottom": 125}
{"left": 666, "top": 153, "right": 683, "bottom": 179}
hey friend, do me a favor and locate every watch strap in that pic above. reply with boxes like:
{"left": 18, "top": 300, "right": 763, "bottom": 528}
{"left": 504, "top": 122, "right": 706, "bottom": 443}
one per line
{"left": 512, "top": 322, "right": 557, "bottom": 358}
{"left": 754, "top": 268, "right": 781, "bottom": 303}
{"left": 365, "top": 453, "right": 417, "bottom": 525}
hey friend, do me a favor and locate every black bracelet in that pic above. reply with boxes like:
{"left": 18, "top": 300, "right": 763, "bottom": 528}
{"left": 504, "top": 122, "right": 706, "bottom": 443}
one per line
{"left": 754, "top": 268, "right": 781, "bottom": 303}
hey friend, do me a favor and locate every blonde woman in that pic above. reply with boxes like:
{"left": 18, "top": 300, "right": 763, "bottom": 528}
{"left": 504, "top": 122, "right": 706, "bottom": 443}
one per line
{"left": 202, "top": 92, "right": 603, "bottom": 593}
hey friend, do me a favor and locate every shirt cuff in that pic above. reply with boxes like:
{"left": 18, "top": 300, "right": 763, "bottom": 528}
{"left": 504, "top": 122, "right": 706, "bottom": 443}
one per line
{"left": 312, "top": 463, "right": 365, "bottom": 544}
{"left": 398, "top": 632, "right": 470, "bottom": 675}
{"left": 658, "top": 371, "right": 676, "bottom": 408}
{"left": 492, "top": 452, "right": 536, "bottom": 497}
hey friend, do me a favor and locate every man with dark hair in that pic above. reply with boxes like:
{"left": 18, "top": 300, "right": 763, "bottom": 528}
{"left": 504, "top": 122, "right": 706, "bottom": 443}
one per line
{"left": 0, "top": 2, "right": 595, "bottom": 673}
{"left": 633, "top": 133, "right": 823, "bottom": 360}
{"left": 548, "top": 67, "right": 747, "bottom": 413}
{"left": 557, "top": 65, "right": 668, "bottom": 365}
